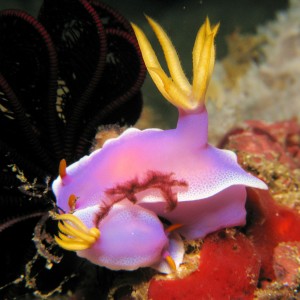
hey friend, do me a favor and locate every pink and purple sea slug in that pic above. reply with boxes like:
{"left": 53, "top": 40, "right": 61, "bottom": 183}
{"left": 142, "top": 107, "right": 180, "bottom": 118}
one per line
{"left": 51, "top": 17, "right": 267, "bottom": 273}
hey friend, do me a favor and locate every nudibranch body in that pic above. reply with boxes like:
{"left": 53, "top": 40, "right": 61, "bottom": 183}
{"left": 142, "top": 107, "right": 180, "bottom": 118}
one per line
{"left": 52, "top": 17, "right": 267, "bottom": 272}
{"left": 68, "top": 201, "right": 184, "bottom": 272}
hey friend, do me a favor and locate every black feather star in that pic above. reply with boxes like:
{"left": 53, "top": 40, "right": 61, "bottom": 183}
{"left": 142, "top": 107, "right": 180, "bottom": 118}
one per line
{"left": 0, "top": 0, "right": 146, "bottom": 298}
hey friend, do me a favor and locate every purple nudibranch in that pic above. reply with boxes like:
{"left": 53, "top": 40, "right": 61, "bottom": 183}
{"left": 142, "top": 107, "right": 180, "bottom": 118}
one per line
{"left": 51, "top": 17, "right": 267, "bottom": 273}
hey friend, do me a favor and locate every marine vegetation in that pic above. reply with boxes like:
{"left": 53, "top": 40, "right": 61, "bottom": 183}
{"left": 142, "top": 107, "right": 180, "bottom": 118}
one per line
{"left": 52, "top": 16, "right": 267, "bottom": 274}
{"left": 0, "top": 0, "right": 145, "bottom": 298}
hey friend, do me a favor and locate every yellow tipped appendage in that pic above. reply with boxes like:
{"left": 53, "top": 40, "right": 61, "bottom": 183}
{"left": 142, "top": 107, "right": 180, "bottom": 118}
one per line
{"left": 52, "top": 213, "right": 100, "bottom": 251}
{"left": 131, "top": 17, "right": 219, "bottom": 111}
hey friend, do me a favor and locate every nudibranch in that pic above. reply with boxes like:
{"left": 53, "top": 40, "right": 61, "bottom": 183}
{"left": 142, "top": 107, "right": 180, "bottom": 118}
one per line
{"left": 51, "top": 17, "right": 267, "bottom": 272}
{"left": 52, "top": 200, "right": 184, "bottom": 272}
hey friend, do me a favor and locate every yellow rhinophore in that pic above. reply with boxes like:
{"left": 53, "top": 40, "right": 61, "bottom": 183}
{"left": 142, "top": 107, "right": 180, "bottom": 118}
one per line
{"left": 131, "top": 16, "right": 219, "bottom": 111}
{"left": 52, "top": 213, "right": 100, "bottom": 251}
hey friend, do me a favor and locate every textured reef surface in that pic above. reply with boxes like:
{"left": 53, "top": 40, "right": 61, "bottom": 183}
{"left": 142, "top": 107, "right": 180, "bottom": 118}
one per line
{"left": 207, "top": 0, "right": 300, "bottom": 144}
{"left": 0, "top": 0, "right": 300, "bottom": 299}
{"left": 144, "top": 119, "right": 300, "bottom": 300}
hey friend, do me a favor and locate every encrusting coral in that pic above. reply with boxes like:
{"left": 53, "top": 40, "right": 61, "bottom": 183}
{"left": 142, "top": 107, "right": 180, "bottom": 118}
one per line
{"left": 146, "top": 120, "right": 300, "bottom": 299}
{"left": 207, "top": 0, "right": 300, "bottom": 144}
{"left": 51, "top": 17, "right": 267, "bottom": 274}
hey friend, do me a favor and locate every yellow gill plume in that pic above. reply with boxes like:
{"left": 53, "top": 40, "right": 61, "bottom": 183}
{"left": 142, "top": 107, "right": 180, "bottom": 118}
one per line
{"left": 131, "top": 16, "right": 219, "bottom": 112}
{"left": 52, "top": 212, "right": 100, "bottom": 251}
